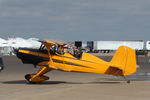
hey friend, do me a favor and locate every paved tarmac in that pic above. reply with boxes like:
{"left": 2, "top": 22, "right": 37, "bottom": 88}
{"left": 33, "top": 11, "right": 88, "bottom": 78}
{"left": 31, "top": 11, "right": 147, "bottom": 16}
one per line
{"left": 0, "top": 55, "right": 150, "bottom": 100}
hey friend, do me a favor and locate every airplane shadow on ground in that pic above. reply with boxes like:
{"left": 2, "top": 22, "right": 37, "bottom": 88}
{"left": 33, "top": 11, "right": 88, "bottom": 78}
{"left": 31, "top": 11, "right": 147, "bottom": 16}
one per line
{"left": 2, "top": 80, "right": 121, "bottom": 85}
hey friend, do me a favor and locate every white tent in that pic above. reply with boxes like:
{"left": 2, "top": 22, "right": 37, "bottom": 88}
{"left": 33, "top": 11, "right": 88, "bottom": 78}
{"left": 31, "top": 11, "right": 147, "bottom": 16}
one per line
{"left": 0, "top": 37, "right": 41, "bottom": 48}
{"left": 7, "top": 37, "right": 33, "bottom": 48}
{"left": 27, "top": 38, "right": 41, "bottom": 48}
{"left": 0, "top": 38, "right": 9, "bottom": 47}
{"left": 6, "top": 37, "right": 41, "bottom": 48}
{"left": 0, "top": 37, "right": 41, "bottom": 56}
{"left": 0, "top": 38, "right": 6, "bottom": 43}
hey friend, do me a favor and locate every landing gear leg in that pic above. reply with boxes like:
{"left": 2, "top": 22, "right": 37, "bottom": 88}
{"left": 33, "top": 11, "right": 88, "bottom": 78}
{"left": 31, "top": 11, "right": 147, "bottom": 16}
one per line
{"left": 25, "top": 66, "right": 52, "bottom": 83}
{"left": 123, "top": 76, "right": 130, "bottom": 83}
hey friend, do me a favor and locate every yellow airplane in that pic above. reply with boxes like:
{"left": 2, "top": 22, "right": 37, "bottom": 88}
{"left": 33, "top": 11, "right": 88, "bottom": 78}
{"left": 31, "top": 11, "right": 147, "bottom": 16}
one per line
{"left": 15, "top": 39, "right": 137, "bottom": 83}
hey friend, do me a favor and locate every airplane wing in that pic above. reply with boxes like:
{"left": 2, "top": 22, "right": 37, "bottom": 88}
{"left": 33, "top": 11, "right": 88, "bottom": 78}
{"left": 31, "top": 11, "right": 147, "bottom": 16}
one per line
{"left": 39, "top": 38, "right": 68, "bottom": 46}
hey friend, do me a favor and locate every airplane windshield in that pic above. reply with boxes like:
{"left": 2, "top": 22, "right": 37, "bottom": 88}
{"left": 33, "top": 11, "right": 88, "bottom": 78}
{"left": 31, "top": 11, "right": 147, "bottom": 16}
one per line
{"left": 38, "top": 43, "right": 48, "bottom": 54}
{"left": 39, "top": 43, "right": 65, "bottom": 55}
{"left": 39, "top": 44, "right": 46, "bottom": 50}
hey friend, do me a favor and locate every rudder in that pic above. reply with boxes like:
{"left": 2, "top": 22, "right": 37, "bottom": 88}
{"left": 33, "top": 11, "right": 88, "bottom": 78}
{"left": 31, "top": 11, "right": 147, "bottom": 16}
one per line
{"left": 105, "top": 46, "right": 137, "bottom": 76}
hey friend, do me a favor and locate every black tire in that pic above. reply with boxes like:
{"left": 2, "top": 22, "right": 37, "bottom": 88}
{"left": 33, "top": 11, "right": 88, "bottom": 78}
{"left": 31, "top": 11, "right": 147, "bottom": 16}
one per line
{"left": 127, "top": 80, "right": 130, "bottom": 83}
{"left": 24, "top": 74, "right": 37, "bottom": 84}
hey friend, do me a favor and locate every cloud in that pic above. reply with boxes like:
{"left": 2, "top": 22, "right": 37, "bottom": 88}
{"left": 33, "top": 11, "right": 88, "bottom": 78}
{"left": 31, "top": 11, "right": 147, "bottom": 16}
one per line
{"left": 0, "top": 0, "right": 150, "bottom": 41}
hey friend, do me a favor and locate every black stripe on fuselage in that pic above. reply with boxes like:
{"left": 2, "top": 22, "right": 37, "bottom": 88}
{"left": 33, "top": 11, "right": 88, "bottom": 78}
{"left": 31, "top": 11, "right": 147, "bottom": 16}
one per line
{"left": 56, "top": 54, "right": 97, "bottom": 64}
{"left": 52, "top": 59, "right": 94, "bottom": 69}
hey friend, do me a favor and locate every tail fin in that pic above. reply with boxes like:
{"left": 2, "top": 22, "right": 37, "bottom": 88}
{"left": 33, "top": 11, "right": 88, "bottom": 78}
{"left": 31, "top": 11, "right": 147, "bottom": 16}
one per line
{"left": 105, "top": 46, "right": 137, "bottom": 76}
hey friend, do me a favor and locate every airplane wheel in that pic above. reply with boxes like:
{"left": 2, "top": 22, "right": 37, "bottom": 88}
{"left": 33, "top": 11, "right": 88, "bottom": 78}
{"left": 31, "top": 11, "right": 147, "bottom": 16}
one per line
{"left": 127, "top": 80, "right": 130, "bottom": 83}
{"left": 25, "top": 74, "right": 36, "bottom": 84}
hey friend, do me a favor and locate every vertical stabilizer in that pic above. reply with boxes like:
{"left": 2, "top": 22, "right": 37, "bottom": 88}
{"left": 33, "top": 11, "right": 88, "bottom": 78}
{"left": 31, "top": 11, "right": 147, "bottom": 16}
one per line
{"left": 105, "top": 46, "right": 137, "bottom": 76}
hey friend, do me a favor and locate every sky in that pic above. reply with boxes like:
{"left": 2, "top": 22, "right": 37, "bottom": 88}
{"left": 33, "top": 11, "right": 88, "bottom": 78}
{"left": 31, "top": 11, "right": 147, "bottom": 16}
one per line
{"left": 0, "top": 0, "right": 150, "bottom": 41}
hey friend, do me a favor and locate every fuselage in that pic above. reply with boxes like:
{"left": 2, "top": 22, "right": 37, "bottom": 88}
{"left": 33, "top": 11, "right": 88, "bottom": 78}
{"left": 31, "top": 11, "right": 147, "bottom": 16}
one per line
{"left": 15, "top": 48, "right": 111, "bottom": 74}
{"left": 16, "top": 45, "right": 137, "bottom": 76}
